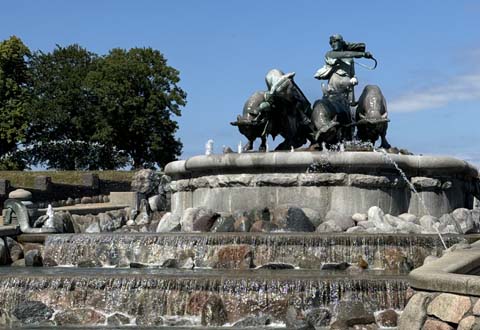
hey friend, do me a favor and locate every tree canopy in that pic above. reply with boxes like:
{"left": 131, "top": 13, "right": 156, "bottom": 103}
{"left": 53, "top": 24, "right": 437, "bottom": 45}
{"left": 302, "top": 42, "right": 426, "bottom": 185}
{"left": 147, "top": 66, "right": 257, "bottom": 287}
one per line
{"left": 0, "top": 36, "right": 31, "bottom": 169}
{"left": 9, "top": 39, "right": 188, "bottom": 170}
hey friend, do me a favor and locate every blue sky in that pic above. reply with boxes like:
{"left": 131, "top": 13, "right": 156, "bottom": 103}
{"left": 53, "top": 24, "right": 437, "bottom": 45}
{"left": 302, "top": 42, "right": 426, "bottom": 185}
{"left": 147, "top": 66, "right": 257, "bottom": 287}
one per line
{"left": 1, "top": 1, "right": 479, "bottom": 166}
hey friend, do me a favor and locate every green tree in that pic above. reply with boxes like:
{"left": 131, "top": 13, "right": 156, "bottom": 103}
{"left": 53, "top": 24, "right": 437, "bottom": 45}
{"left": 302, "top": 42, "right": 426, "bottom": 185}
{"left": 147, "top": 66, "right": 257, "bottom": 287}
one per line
{"left": 0, "top": 36, "right": 31, "bottom": 169}
{"left": 86, "top": 47, "right": 186, "bottom": 169}
{"left": 27, "top": 44, "right": 128, "bottom": 170}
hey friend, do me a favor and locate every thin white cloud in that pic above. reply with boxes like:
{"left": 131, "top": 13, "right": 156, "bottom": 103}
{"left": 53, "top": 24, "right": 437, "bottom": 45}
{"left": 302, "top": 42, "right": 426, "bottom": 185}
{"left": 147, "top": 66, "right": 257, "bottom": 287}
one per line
{"left": 389, "top": 71, "right": 480, "bottom": 113}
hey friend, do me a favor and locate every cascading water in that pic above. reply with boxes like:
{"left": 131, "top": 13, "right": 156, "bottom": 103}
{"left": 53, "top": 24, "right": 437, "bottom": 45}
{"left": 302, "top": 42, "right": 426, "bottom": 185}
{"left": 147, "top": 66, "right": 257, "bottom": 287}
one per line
{"left": 43, "top": 233, "right": 460, "bottom": 269}
{"left": 0, "top": 267, "right": 409, "bottom": 327}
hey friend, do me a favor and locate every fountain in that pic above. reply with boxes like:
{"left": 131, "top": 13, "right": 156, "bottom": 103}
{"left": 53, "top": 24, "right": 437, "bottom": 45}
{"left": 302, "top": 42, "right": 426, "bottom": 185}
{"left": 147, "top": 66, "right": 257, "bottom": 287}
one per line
{"left": 0, "top": 34, "right": 479, "bottom": 329}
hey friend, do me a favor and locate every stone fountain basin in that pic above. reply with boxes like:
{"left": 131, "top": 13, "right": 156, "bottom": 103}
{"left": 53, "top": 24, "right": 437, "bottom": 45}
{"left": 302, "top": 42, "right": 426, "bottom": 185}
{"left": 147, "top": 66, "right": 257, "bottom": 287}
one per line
{"left": 165, "top": 151, "right": 478, "bottom": 218}
{"left": 41, "top": 232, "right": 462, "bottom": 270}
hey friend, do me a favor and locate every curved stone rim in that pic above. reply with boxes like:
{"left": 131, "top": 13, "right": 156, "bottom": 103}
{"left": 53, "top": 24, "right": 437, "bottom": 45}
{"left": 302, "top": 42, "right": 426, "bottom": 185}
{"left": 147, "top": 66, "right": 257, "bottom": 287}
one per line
{"left": 165, "top": 152, "right": 478, "bottom": 178}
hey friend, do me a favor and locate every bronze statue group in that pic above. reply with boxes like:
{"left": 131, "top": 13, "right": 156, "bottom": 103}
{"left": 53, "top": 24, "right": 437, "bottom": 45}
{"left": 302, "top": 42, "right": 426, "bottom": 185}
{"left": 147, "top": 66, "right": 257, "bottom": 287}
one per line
{"left": 232, "top": 34, "right": 391, "bottom": 151}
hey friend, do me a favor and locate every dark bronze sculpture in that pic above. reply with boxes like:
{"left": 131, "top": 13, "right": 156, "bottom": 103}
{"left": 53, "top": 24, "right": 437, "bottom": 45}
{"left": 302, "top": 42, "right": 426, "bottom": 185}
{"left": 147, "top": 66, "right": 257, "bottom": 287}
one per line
{"left": 232, "top": 34, "right": 391, "bottom": 151}
{"left": 231, "top": 69, "right": 313, "bottom": 151}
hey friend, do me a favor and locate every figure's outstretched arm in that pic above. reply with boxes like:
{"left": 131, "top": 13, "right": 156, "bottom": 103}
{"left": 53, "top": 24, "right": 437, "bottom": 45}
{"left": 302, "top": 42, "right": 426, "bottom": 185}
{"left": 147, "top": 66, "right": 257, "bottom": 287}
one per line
{"left": 326, "top": 50, "right": 372, "bottom": 59}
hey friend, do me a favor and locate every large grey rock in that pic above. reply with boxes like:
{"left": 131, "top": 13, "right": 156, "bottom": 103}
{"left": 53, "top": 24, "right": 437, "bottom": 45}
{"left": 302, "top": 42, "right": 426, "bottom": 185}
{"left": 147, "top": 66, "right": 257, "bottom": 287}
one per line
{"left": 420, "top": 215, "right": 438, "bottom": 233}
{"left": 5, "top": 237, "right": 23, "bottom": 262}
{"left": 452, "top": 208, "right": 475, "bottom": 234}
{"left": 352, "top": 213, "right": 367, "bottom": 223}
{"left": 316, "top": 220, "right": 343, "bottom": 233}
{"left": 398, "top": 292, "right": 434, "bottom": 329}
{"left": 156, "top": 212, "right": 181, "bottom": 232}
{"left": 301, "top": 208, "right": 323, "bottom": 227}
{"left": 427, "top": 293, "right": 471, "bottom": 324}
{"left": 335, "top": 300, "right": 375, "bottom": 325}
{"left": 12, "top": 301, "right": 53, "bottom": 324}
{"left": 396, "top": 220, "right": 423, "bottom": 234}
{"left": 367, "top": 206, "right": 394, "bottom": 232}
{"left": 181, "top": 207, "right": 213, "bottom": 232}
{"left": 375, "top": 309, "right": 398, "bottom": 327}
{"left": 131, "top": 169, "right": 160, "bottom": 195}
{"left": 325, "top": 210, "right": 355, "bottom": 230}
{"left": 85, "top": 220, "right": 101, "bottom": 233}
{"left": 193, "top": 213, "right": 220, "bottom": 232}
{"left": 272, "top": 206, "right": 315, "bottom": 232}
{"left": 210, "top": 213, "right": 235, "bottom": 232}
{"left": 24, "top": 249, "right": 43, "bottom": 267}
{"left": 399, "top": 213, "right": 419, "bottom": 224}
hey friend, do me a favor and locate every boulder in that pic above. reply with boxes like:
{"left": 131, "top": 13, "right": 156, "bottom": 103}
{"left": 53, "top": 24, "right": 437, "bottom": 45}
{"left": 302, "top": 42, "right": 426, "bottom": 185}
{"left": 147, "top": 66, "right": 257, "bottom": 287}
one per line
{"left": 375, "top": 309, "right": 398, "bottom": 327}
{"left": 54, "top": 308, "right": 105, "bottom": 325}
{"left": 422, "top": 319, "right": 454, "bottom": 330}
{"left": 452, "top": 208, "right": 475, "bottom": 234}
{"left": 325, "top": 210, "right": 355, "bottom": 230}
{"left": 396, "top": 221, "right": 423, "bottom": 234}
{"left": 233, "top": 215, "right": 253, "bottom": 232}
{"left": 5, "top": 237, "right": 23, "bottom": 262}
{"left": 193, "top": 213, "right": 220, "bottom": 232}
{"left": 301, "top": 208, "right": 323, "bottom": 227}
{"left": 367, "top": 206, "right": 394, "bottom": 232}
{"left": 346, "top": 226, "right": 366, "bottom": 233}
{"left": 335, "top": 301, "right": 375, "bottom": 325}
{"left": 210, "top": 214, "right": 235, "bottom": 232}
{"left": 81, "top": 196, "right": 93, "bottom": 204}
{"left": 106, "top": 313, "right": 131, "bottom": 326}
{"left": 156, "top": 212, "right": 181, "bottom": 232}
{"left": 272, "top": 206, "right": 315, "bottom": 232}
{"left": 439, "top": 214, "right": 462, "bottom": 233}
{"left": 85, "top": 221, "right": 101, "bottom": 233}
{"left": 427, "top": 293, "right": 471, "bottom": 324}
{"left": 181, "top": 207, "right": 213, "bottom": 232}
{"left": 131, "top": 169, "right": 159, "bottom": 195}
{"left": 357, "top": 221, "right": 375, "bottom": 229}
{"left": 316, "top": 220, "right": 343, "bottom": 233}
{"left": 419, "top": 215, "right": 438, "bottom": 233}
{"left": 398, "top": 292, "right": 434, "bottom": 329}
{"left": 399, "top": 213, "right": 419, "bottom": 224}
{"left": 12, "top": 301, "right": 53, "bottom": 324}
{"left": 201, "top": 295, "right": 228, "bottom": 326}
{"left": 24, "top": 249, "right": 43, "bottom": 266}
{"left": 214, "top": 244, "right": 253, "bottom": 269}
{"left": 148, "top": 195, "right": 164, "bottom": 212}
{"left": 250, "top": 220, "right": 278, "bottom": 232}
{"left": 248, "top": 207, "right": 271, "bottom": 223}
{"left": 352, "top": 213, "right": 367, "bottom": 223}
{"left": 321, "top": 262, "right": 350, "bottom": 270}
{"left": 256, "top": 262, "right": 295, "bottom": 270}
{"left": 458, "top": 316, "right": 476, "bottom": 330}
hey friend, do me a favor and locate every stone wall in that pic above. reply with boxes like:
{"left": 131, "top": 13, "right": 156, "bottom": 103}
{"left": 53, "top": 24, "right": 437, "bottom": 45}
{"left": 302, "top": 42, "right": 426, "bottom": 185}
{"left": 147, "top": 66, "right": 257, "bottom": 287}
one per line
{"left": 399, "top": 241, "right": 480, "bottom": 329}
{"left": 399, "top": 292, "right": 480, "bottom": 330}
{"left": 0, "top": 173, "right": 131, "bottom": 208}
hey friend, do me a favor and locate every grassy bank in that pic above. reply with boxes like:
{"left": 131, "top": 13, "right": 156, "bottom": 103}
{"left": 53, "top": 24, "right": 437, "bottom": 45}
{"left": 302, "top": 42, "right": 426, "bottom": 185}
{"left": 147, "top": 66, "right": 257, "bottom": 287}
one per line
{"left": 0, "top": 171, "right": 135, "bottom": 188}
